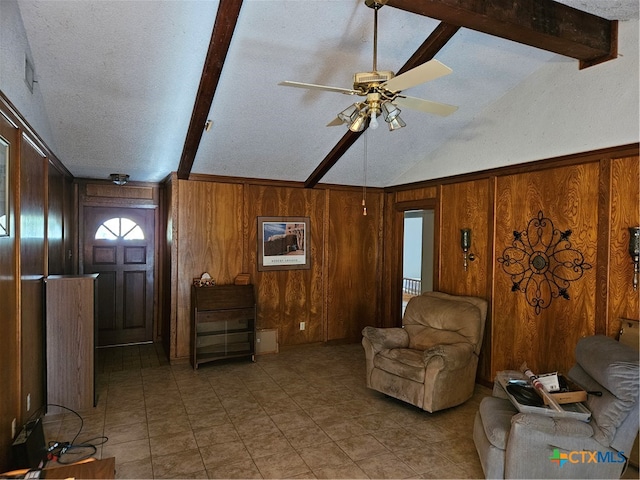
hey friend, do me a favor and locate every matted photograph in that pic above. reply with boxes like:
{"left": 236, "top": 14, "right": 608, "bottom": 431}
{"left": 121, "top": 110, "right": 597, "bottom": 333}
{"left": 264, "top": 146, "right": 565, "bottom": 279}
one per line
{"left": 257, "top": 216, "right": 310, "bottom": 271}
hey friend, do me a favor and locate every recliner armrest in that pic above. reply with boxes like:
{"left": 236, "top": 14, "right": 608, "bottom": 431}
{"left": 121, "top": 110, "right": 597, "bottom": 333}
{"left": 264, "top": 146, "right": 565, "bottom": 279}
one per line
{"left": 511, "top": 412, "right": 594, "bottom": 438}
{"left": 361, "top": 326, "right": 409, "bottom": 353}
{"left": 423, "top": 342, "right": 475, "bottom": 370}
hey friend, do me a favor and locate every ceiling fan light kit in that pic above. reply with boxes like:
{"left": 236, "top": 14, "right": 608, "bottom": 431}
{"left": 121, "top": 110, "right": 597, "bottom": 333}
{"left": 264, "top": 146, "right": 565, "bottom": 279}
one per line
{"left": 279, "top": 0, "right": 458, "bottom": 133}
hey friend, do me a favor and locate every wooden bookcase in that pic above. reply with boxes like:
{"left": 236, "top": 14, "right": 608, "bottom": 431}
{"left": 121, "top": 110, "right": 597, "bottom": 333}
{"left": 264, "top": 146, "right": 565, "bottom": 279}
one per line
{"left": 191, "top": 284, "right": 256, "bottom": 369}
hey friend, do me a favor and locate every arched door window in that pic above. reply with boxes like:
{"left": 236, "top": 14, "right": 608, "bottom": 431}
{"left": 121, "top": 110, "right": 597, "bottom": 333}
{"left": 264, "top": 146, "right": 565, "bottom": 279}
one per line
{"left": 94, "top": 217, "right": 144, "bottom": 240}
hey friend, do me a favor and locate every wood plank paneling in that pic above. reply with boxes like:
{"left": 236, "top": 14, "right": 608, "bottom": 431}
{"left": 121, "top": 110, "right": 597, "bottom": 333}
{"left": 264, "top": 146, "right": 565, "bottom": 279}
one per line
{"left": 176, "top": 180, "right": 244, "bottom": 358}
{"left": 19, "top": 135, "right": 46, "bottom": 425}
{"left": 247, "top": 185, "right": 325, "bottom": 346}
{"left": 48, "top": 162, "right": 64, "bottom": 274}
{"left": 439, "top": 179, "right": 492, "bottom": 298}
{"left": 608, "top": 157, "right": 640, "bottom": 333}
{"left": 439, "top": 179, "right": 493, "bottom": 381}
{"left": 395, "top": 186, "right": 437, "bottom": 203}
{"left": 0, "top": 112, "right": 19, "bottom": 473}
{"left": 327, "top": 190, "right": 382, "bottom": 342}
{"left": 493, "top": 163, "right": 600, "bottom": 377}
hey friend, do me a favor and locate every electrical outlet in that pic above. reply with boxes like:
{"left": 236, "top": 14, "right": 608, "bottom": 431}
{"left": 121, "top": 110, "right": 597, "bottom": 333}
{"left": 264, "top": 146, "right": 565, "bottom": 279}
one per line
{"left": 11, "top": 418, "right": 16, "bottom": 439}
{"left": 299, "top": 322, "right": 305, "bottom": 331}
{"left": 27, "top": 393, "right": 31, "bottom": 412}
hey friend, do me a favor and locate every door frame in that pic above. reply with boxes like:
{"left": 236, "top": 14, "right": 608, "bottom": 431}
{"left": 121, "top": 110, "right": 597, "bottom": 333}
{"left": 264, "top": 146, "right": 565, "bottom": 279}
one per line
{"left": 77, "top": 180, "right": 162, "bottom": 343}
{"left": 392, "top": 198, "right": 439, "bottom": 327}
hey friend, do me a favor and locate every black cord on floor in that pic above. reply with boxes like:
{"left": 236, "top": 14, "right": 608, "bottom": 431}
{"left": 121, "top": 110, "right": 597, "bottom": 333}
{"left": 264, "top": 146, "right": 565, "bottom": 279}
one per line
{"left": 42, "top": 404, "right": 108, "bottom": 465}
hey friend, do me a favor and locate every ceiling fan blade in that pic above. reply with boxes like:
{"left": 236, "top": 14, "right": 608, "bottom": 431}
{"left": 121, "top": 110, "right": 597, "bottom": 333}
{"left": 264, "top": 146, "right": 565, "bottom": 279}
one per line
{"left": 394, "top": 96, "right": 458, "bottom": 117}
{"left": 278, "top": 81, "right": 360, "bottom": 96}
{"left": 382, "top": 59, "right": 452, "bottom": 93}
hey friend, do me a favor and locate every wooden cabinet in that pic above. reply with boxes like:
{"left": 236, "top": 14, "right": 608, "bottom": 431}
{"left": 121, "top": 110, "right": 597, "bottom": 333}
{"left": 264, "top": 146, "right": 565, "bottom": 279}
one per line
{"left": 191, "top": 284, "right": 255, "bottom": 369}
{"left": 45, "top": 274, "right": 98, "bottom": 412}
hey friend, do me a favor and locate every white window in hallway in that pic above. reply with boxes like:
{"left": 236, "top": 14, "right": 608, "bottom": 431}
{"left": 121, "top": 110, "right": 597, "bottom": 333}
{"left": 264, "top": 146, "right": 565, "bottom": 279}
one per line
{"left": 94, "top": 217, "right": 144, "bottom": 240}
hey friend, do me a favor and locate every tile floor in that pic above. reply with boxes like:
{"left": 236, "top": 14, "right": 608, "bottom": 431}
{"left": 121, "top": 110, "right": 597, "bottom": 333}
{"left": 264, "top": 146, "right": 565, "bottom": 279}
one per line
{"left": 41, "top": 343, "right": 639, "bottom": 479}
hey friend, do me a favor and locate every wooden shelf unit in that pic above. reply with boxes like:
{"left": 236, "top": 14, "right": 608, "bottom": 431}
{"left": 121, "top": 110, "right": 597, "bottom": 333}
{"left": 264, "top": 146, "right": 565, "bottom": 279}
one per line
{"left": 191, "top": 284, "right": 256, "bottom": 369}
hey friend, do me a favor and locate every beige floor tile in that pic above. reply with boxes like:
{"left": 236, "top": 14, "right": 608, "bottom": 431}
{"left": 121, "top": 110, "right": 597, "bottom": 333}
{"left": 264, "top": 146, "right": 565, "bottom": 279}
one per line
{"left": 233, "top": 414, "right": 280, "bottom": 439}
{"left": 269, "top": 410, "right": 316, "bottom": 431}
{"left": 336, "top": 433, "right": 389, "bottom": 461}
{"left": 242, "top": 431, "right": 296, "bottom": 459}
{"left": 199, "top": 440, "right": 252, "bottom": 470}
{"left": 253, "top": 451, "right": 310, "bottom": 479}
{"left": 312, "top": 461, "right": 369, "bottom": 479}
{"left": 318, "top": 417, "right": 369, "bottom": 441}
{"left": 150, "top": 430, "right": 198, "bottom": 456}
{"left": 207, "top": 459, "right": 263, "bottom": 479}
{"left": 147, "top": 414, "right": 192, "bottom": 438}
{"left": 296, "top": 442, "right": 352, "bottom": 470}
{"left": 102, "top": 438, "right": 151, "bottom": 465}
{"left": 396, "top": 446, "right": 458, "bottom": 475}
{"left": 151, "top": 447, "right": 206, "bottom": 478}
{"left": 283, "top": 424, "right": 332, "bottom": 449}
{"left": 357, "top": 451, "right": 417, "bottom": 479}
{"left": 94, "top": 342, "right": 492, "bottom": 480}
{"left": 192, "top": 422, "right": 240, "bottom": 447}
{"left": 188, "top": 409, "right": 230, "bottom": 429}
{"left": 115, "top": 458, "right": 153, "bottom": 479}
{"left": 103, "top": 421, "right": 148, "bottom": 445}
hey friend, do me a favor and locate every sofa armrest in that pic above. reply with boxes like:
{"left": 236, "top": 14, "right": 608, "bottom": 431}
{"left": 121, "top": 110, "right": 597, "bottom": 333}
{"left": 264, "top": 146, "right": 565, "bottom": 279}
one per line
{"left": 423, "top": 342, "right": 474, "bottom": 370}
{"left": 361, "top": 326, "right": 409, "bottom": 353}
{"left": 511, "top": 412, "right": 594, "bottom": 438}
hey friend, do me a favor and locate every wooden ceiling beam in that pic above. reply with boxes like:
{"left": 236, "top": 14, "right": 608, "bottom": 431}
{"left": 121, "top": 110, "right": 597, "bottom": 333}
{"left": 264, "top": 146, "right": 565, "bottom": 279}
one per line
{"left": 386, "top": 0, "right": 617, "bottom": 68}
{"left": 177, "top": 0, "right": 243, "bottom": 180}
{"left": 304, "top": 22, "right": 460, "bottom": 188}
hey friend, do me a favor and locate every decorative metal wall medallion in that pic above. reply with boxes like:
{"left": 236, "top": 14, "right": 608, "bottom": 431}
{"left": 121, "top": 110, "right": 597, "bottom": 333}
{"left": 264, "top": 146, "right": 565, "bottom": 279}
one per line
{"left": 497, "top": 210, "right": 592, "bottom": 314}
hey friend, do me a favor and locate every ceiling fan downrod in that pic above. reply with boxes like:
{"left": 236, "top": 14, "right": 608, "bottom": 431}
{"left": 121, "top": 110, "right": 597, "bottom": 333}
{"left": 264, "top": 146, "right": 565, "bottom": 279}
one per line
{"left": 365, "top": 0, "right": 386, "bottom": 73}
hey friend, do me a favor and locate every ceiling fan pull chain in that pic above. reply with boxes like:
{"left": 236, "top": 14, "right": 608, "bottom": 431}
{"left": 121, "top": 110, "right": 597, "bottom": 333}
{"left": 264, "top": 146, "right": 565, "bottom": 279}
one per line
{"left": 362, "top": 131, "right": 368, "bottom": 216}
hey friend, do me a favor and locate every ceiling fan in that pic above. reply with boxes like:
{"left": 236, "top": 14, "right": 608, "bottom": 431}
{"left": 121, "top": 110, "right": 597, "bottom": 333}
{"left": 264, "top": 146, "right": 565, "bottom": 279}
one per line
{"left": 278, "top": 0, "right": 458, "bottom": 132}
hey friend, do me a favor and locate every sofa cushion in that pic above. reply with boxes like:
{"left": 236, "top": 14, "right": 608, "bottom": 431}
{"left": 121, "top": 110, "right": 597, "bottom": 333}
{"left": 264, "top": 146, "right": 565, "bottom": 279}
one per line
{"left": 403, "top": 296, "right": 482, "bottom": 350}
{"left": 575, "top": 335, "right": 639, "bottom": 402}
{"left": 569, "top": 336, "right": 639, "bottom": 446}
{"left": 478, "top": 396, "right": 517, "bottom": 450}
{"left": 374, "top": 348, "right": 426, "bottom": 383}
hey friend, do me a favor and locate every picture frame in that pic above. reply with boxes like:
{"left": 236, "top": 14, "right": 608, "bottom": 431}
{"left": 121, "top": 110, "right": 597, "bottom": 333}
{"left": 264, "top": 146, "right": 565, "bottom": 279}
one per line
{"left": 257, "top": 216, "right": 310, "bottom": 271}
{"left": 0, "top": 137, "right": 8, "bottom": 237}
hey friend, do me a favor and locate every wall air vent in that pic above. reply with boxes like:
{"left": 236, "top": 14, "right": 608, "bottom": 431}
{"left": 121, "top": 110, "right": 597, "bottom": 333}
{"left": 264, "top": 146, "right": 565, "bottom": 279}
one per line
{"left": 25, "top": 56, "right": 35, "bottom": 93}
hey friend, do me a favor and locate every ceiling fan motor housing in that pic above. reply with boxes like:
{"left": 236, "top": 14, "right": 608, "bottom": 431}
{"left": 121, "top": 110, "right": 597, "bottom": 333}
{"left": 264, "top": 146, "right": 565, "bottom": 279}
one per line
{"left": 353, "top": 70, "right": 394, "bottom": 90}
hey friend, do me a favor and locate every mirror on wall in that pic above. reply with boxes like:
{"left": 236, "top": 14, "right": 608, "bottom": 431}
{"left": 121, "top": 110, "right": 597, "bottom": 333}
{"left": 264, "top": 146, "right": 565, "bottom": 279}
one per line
{"left": 0, "top": 137, "right": 8, "bottom": 236}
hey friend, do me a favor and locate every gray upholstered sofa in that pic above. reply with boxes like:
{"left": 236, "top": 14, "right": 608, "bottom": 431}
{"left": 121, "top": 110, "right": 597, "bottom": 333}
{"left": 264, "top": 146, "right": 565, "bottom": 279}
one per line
{"left": 473, "top": 335, "right": 639, "bottom": 479}
{"left": 361, "top": 291, "right": 488, "bottom": 413}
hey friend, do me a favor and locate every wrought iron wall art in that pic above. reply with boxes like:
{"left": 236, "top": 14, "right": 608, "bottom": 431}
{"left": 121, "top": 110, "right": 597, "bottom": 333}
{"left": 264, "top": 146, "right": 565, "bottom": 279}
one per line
{"left": 497, "top": 210, "right": 592, "bottom": 314}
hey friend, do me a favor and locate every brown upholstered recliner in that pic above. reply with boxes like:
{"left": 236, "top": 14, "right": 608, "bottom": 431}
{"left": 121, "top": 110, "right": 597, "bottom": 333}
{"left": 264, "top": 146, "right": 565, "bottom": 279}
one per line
{"left": 362, "top": 291, "right": 488, "bottom": 413}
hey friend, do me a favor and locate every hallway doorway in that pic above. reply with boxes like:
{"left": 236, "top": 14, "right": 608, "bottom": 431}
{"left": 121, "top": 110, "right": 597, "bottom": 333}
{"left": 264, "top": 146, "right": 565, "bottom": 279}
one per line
{"left": 402, "top": 209, "right": 434, "bottom": 315}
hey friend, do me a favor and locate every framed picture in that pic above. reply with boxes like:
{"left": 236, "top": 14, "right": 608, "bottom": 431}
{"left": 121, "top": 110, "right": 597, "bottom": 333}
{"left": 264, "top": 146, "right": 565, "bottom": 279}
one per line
{"left": 0, "top": 137, "right": 8, "bottom": 237}
{"left": 257, "top": 216, "right": 310, "bottom": 271}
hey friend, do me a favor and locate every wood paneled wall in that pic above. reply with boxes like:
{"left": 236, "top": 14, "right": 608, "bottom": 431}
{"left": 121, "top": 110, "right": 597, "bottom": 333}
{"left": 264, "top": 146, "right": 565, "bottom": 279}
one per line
{"left": 439, "top": 179, "right": 494, "bottom": 381}
{"left": 386, "top": 145, "right": 639, "bottom": 383}
{"left": 0, "top": 96, "right": 75, "bottom": 471}
{"left": 605, "top": 157, "right": 640, "bottom": 336}
{"left": 0, "top": 111, "right": 20, "bottom": 472}
{"left": 493, "top": 163, "right": 600, "bottom": 376}
{"left": 166, "top": 177, "right": 384, "bottom": 362}
{"left": 19, "top": 135, "right": 46, "bottom": 426}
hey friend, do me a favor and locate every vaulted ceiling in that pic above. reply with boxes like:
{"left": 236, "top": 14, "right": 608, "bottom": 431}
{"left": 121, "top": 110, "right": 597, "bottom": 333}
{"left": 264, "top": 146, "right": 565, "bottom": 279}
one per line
{"left": 13, "top": 0, "right": 639, "bottom": 187}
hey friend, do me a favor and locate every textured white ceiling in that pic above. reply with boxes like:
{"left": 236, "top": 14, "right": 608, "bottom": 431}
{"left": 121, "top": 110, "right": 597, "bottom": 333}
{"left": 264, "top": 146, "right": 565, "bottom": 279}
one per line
{"left": 14, "top": 0, "right": 639, "bottom": 186}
